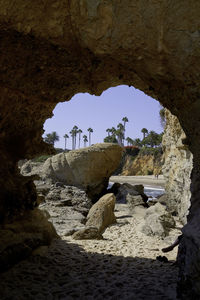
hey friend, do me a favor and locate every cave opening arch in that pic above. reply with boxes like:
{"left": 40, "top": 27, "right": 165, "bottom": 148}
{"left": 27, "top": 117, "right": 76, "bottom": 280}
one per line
{"left": 0, "top": 0, "right": 200, "bottom": 298}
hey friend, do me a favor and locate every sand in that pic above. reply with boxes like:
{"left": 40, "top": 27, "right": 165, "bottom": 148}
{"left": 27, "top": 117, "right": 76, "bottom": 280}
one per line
{"left": 110, "top": 175, "right": 165, "bottom": 188}
{"left": 0, "top": 202, "right": 181, "bottom": 300}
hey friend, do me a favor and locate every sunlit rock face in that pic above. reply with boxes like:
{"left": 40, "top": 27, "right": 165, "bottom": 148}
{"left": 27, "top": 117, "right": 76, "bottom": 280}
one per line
{"left": 41, "top": 143, "right": 123, "bottom": 201}
{"left": 162, "top": 109, "right": 193, "bottom": 225}
{"left": 1, "top": 1, "right": 200, "bottom": 297}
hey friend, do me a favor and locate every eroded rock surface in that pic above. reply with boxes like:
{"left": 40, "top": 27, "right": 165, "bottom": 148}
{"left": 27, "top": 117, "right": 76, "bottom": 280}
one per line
{"left": 0, "top": 209, "right": 58, "bottom": 271}
{"left": 141, "top": 203, "right": 175, "bottom": 238}
{"left": 162, "top": 109, "right": 193, "bottom": 224}
{"left": 0, "top": 1, "right": 200, "bottom": 297}
{"left": 73, "top": 193, "right": 116, "bottom": 240}
{"left": 115, "top": 183, "right": 148, "bottom": 208}
{"left": 41, "top": 143, "right": 123, "bottom": 200}
{"left": 121, "top": 153, "right": 163, "bottom": 176}
{"left": 39, "top": 184, "right": 92, "bottom": 237}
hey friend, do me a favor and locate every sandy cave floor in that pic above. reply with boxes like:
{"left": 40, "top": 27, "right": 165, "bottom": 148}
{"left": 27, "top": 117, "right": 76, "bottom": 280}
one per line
{"left": 0, "top": 203, "right": 181, "bottom": 300}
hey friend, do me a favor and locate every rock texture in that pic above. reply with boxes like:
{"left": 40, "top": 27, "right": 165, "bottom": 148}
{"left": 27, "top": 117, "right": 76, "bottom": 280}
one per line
{"left": 73, "top": 193, "right": 116, "bottom": 239}
{"left": 115, "top": 183, "right": 148, "bottom": 211}
{"left": 141, "top": 203, "right": 175, "bottom": 238}
{"left": 39, "top": 184, "right": 92, "bottom": 237}
{"left": 0, "top": 208, "right": 58, "bottom": 271}
{"left": 121, "top": 154, "right": 162, "bottom": 176}
{"left": 41, "top": 143, "right": 123, "bottom": 200}
{"left": 162, "top": 109, "right": 193, "bottom": 224}
{"left": 1, "top": 1, "right": 200, "bottom": 297}
{"left": 86, "top": 193, "right": 116, "bottom": 232}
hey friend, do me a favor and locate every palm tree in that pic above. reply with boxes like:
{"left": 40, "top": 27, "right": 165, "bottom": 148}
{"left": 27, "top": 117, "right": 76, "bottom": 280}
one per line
{"left": 83, "top": 135, "right": 88, "bottom": 147}
{"left": 72, "top": 125, "right": 78, "bottom": 149}
{"left": 122, "top": 116, "right": 129, "bottom": 144}
{"left": 63, "top": 133, "right": 69, "bottom": 151}
{"left": 111, "top": 127, "right": 116, "bottom": 138}
{"left": 77, "top": 129, "right": 83, "bottom": 148}
{"left": 117, "top": 123, "right": 125, "bottom": 146}
{"left": 141, "top": 128, "right": 148, "bottom": 140}
{"left": 106, "top": 128, "right": 111, "bottom": 136}
{"left": 87, "top": 128, "right": 93, "bottom": 146}
{"left": 116, "top": 129, "right": 124, "bottom": 146}
{"left": 126, "top": 137, "right": 132, "bottom": 146}
{"left": 134, "top": 138, "right": 142, "bottom": 148}
{"left": 44, "top": 131, "right": 59, "bottom": 147}
{"left": 70, "top": 129, "right": 75, "bottom": 150}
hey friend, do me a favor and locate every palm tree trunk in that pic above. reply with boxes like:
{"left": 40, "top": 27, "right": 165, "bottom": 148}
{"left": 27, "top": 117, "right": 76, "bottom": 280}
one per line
{"left": 64, "top": 138, "right": 66, "bottom": 151}
{"left": 79, "top": 134, "right": 81, "bottom": 148}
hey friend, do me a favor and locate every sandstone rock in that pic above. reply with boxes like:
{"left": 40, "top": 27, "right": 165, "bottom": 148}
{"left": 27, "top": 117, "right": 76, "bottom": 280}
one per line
{"left": 39, "top": 185, "right": 92, "bottom": 237}
{"left": 162, "top": 109, "right": 193, "bottom": 224}
{"left": 72, "top": 227, "right": 103, "bottom": 240}
{"left": 1, "top": 2, "right": 200, "bottom": 297}
{"left": 116, "top": 183, "right": 148, "bottom": 207}
{"left": 40, "top": 203, "right": 86, "bottom": 237}
{"left": 141, "top": 203, "right": 175, "bottom": 238}
{"left": 157, "top": 194, "right": 168, "bottom": 206}
{"left": 147, "top": 194, "right": 167, "bottom": 207}
{"left": 127, "top": 195, "right": 146, "bottom": 212}
{"left": 20, "top": 160, "right": 44, "bottom": 177}
{"left": 45, "top": 185, "right": 92, "bottom": 210}
{"left": 121, "top": 154, "right": 162, "bottom": 176}
{"left": 0, "top": 209, "right": 58, "bottom": 272}
{"left": 41, "top": 143, "right": 122, "bottom": 201}
{"left": 86, "top": 193, "right": 116, "bottom": 234}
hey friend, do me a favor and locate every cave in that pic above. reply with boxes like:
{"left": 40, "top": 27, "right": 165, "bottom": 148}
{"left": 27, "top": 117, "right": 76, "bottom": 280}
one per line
{"left": 0, "top": 1, "right": 200, "bottom": 298}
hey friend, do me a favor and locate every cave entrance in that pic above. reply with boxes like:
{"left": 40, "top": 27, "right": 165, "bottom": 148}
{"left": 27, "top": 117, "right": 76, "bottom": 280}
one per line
{"left": 15, "top": 85, "right": 186, "bottom": 299}
{"left": 22, "top": 84, "right": 184, "bottom": 239}
{"left": 25, "top": 84, "right": 187, "bottom": 240}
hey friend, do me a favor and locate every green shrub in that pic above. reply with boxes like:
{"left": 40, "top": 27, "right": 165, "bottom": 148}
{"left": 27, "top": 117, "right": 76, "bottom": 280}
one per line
{"left": 139, "top": 146, "right": 163, "bottom": 157}
{"left": 32, "top": 155, "right": 52, "bottom": 163}
{"left": 124, "top": 146, "right": 140, "bottom": 157}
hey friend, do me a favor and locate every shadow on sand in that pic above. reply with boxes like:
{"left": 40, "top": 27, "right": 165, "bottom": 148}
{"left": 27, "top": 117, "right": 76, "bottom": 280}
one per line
{"left": 0, "top": 238, "right": 178, "bottom": 300}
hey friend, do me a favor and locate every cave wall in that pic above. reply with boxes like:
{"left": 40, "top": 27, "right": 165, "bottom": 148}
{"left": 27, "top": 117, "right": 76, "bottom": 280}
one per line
{"left": 162, "top": 109, "right": 193, "bottom": 224}
{"left": 0, "top": 1, "right": 200, "bottom": 298}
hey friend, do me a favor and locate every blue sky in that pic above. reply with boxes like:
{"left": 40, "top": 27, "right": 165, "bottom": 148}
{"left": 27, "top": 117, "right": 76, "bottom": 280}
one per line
{"left": 43, "top": 85, "right": 163, "bottom": 149}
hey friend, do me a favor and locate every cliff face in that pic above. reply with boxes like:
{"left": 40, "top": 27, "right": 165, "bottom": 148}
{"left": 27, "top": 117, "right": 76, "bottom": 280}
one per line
{"left": 121, "top": 154, "right": 162, "bottom": 176}
{"left": 162, "top": 110, "right": 193, "bottom": 225}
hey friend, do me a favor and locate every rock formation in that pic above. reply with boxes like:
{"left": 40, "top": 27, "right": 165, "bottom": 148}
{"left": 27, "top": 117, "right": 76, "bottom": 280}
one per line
{"left": 0, "top": 209, "right": 58, "bottom": 271}
{"left": 40, "top": 184, "right": 92, "bottom": 237}
{"left": 114, "top": 183, "right": 148, "bottom": 209}
{"left": 121, "top": 153, "right": 163, "bottom": 176}
{"left": 162, "top": 109, "right": 193, "bottom": 224}
{"left": 41, "top": 143, "right": 123, "bottom": 201}
{"left": 141, "top": 202, "right": 175, "bottom": 238}
{"left": 73, "top": 193, "right": 116, "bottom": 239}
{"left": 0, "top": 1, "right": 200, "bottom": 297}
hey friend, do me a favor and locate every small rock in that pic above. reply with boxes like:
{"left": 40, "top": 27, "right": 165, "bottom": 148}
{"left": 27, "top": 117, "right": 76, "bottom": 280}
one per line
{"left": 72, "top": 227, "right": 103, "bottom": 240}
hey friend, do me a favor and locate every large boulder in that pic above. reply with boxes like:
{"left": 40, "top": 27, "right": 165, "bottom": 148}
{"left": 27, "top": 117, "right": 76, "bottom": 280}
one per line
{"left": 0, "top": 209, "right": 58, "bottom": 272}
{"left": 86, "top": 193, "right": 116, "bottom": 233}
{"left": 41, "top": 143, "right": 123, "bottom": 200}
{"left": 141, "top": 203, "right": 175, "bottom": 238}
{"left": 72, "top": 193, "right": 116, "bottom": 239}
